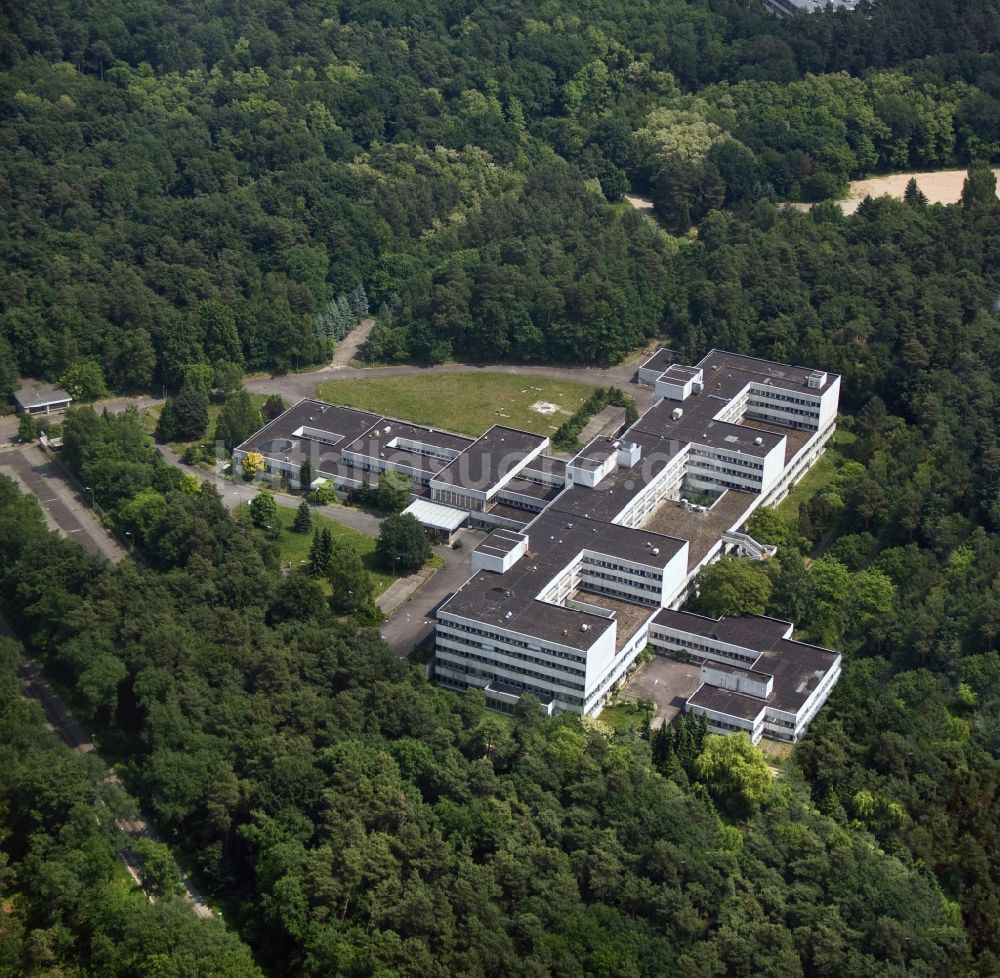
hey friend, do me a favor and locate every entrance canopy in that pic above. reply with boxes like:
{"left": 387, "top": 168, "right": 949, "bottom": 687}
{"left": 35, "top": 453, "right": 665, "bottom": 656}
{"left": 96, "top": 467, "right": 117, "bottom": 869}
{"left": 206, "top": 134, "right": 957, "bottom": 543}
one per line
{"left": 403, "top": 498, "right": 468, "bottom": 532}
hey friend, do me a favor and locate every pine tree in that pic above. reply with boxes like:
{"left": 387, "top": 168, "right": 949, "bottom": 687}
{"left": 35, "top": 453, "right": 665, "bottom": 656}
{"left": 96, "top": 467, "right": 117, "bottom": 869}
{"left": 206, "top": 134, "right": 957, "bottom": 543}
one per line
{"left": 336, "top": 295, "right": 354, "bottom": 333}
{"left": 293, "top": 500, "right": 312, "bottom": 534}
{"left": 307, "top": 533, "right": 323, "bottom": 576}
{"left": 903, "top": 177, "right": 928, "bottom": 207}
{"left": 308, "top": 527, "right": 334, "bottom": 577}
{"left": 299, "top": 457, "right": 312, "bottom": 493}
{"left": 349, "top": 283, "right": 369, "bottom": 320}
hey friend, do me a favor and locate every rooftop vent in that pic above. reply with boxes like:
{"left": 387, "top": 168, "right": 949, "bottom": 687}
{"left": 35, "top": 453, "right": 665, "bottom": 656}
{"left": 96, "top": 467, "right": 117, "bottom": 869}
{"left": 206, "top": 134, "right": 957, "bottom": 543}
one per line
{"left": 754, "top": 437, "right": 763, "bottom": 446}
{"left": 652, "top": 547, "right": 659, "bottom": 556}
{"left": 581, "top": 623, "right": 590, "bottom": 632}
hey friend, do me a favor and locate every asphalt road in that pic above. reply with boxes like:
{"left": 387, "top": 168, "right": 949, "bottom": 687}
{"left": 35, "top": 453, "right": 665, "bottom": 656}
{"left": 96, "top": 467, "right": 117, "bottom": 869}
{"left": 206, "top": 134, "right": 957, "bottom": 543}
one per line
{"left": 0, "top": 443, "right": 125, "bottom": 563}
{"left": 378, "top": 530, "right": 485, "bottom": 656}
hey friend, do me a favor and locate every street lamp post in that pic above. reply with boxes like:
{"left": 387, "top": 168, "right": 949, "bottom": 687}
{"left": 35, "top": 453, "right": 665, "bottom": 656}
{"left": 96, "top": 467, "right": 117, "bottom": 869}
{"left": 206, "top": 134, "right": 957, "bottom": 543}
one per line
{"left": 84, "top": 485, "right": 95, "bottom": 508}
{"left": 124, "top": 530, "right": 134, "bottom": 553}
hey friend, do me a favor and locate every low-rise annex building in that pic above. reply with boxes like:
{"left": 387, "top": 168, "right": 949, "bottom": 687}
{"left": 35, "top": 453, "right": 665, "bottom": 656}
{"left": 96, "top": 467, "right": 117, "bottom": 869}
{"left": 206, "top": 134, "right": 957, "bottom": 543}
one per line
{"left": 12, "top": 379, "right": 73, "bottom": 416}
{"left": 233, "top": 348, "right": 843, "bottom": 742}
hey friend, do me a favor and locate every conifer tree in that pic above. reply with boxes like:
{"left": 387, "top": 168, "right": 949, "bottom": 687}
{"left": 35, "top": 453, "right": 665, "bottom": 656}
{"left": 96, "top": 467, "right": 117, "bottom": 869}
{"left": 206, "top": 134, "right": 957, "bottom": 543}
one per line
{"left": 293, "top": 500, "right": 312, "bottom": 534}
{"left": 327, "top": 542, "right": 376, "bottom": 616}
{"left": 350, "top": 283, "right": 369, "bottom": 320}
{"left": 336, "top": 295, "right": 354, "bottom": 331}
{"left": 308, "top": 527, "right": 334, "bottom": 577}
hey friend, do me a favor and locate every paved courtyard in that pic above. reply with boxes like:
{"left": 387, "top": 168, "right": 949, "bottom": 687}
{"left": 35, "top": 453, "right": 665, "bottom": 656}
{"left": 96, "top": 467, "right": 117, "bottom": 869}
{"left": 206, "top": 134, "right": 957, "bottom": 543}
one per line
{"left": 621, "top": 655, "right": 701, "bottom": 728}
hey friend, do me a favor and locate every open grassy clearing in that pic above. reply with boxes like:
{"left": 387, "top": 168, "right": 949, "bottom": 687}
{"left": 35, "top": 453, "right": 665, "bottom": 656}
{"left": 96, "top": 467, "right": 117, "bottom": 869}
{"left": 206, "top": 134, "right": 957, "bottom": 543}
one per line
{"left": 143, "top": 394, "right": 272, "bottom": 453}
{"left": 776, "top": 427, "right": 856, "bottom": 521}
{"left": 252, "top": 503, "right": 396, "bottom": 595}
{"left": 596, "top": 698, "right": 655, "bottom": 733}
{"left": 314, "top": 373, "right": 596, "bottom": 437}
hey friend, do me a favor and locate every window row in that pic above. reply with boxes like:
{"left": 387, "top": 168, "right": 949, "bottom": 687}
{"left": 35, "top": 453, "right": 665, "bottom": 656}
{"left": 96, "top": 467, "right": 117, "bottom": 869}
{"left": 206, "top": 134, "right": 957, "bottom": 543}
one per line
{"left": 440, "top": 619, "right": 586, "bottom": 663}
{"left": 437, "top": 633, "right": 584, "bottom": 679}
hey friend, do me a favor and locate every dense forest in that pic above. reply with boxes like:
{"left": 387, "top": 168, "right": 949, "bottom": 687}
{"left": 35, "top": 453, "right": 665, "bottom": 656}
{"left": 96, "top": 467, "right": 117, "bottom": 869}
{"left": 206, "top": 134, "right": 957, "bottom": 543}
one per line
{"left": 4, "top": 0, "right": 1000, "bottom": 976}
{"left": 0, "top": 632, "right": 263, "bottom": 977}
{"left": 0, "top": 472, "right": 978, "bottom": 977}
{"left": 4, "top": 0, "right": 1000, "bottom": 388}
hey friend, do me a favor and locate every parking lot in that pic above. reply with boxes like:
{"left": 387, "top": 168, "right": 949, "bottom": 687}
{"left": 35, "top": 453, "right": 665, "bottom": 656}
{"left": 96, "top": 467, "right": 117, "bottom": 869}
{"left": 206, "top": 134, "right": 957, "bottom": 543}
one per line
{"left": 621, "top": 655, "right": 701, "bottom": 728}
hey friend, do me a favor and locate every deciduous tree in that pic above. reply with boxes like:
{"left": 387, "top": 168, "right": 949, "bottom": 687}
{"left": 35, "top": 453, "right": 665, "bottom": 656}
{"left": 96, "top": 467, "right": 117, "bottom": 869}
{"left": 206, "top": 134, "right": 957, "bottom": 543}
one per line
{"left": 376, "top": 514, "right": 430, "bottom": 572}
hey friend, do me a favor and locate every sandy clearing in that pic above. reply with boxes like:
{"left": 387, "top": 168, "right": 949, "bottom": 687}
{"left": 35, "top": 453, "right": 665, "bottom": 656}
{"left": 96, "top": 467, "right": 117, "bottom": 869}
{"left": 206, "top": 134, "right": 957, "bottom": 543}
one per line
{"left": 624, "top": 193, "right": 655, "bottom": 212}
{"left": 788, "top": 168, "right": 1000, "bottom": 214}
{"left": 840, "top": 168, "right": 1000, "bottom": 213}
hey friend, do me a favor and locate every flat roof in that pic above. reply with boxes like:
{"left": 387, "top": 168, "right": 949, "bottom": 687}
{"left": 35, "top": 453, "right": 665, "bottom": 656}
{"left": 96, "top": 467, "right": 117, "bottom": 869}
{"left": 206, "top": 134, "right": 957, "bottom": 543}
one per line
{"left": 759, "top": 641, "right": 840, "bottom": 713}
{"left": 236, "top": 399, "right": 382, "bottom": 464}
{"left": 631, "top": 400, "right": 785, "bottom": 459}
{"left": 658, "top": 609, "right": 839, "bottom": 714}
{"left": 654, "top": 609, "right": 793, "bottom": 651}
{"left": 441, "top": 575, "right": 615, "bottom": 652}
{"left": 482, "top": 502, "right": 533, "bottom": 527}
{"left": 474, "top": 529, "right": 527, "bottom": 558}
{"left": 569, "top": 437, "right": 618, "bottom": 472}
{"left": 572, "top": 591, "right": 658, "bottom": 651}
{"left": 688, "top": 684, "right": 767, "bottom": 722}
{"left": 13, "top": 380, "right": 72, "bottom": 410}
{"left": 235, "top": 400, "right": 479, "bottom": 486}
{"left": 527, "top": 510, "right": 687, "bottom": 570}
{"left": 699, "top": 349, "right": 839, "bottom": 395}
{"left": 661, "top": 364, "right": 702, "bottom": 380}
{"left": 703, "top": 660, "right": 773, "bottom": 685}
{"left": 499, "top": 477, "right": 563, "bottom": 502}
{"left": 640, "top": 348, "right": 676, "bottom": 374}
{"left": 432, "top": 426, "right": 547, "bottom": 493}
{"left": 643, "top": 490, "right": 756, "bottom": 572}
{"left": 440, "top": 510, "right": 686, "bottom": 650}
{"left": 523, "top": 455, "right": 567, "bottom": 479}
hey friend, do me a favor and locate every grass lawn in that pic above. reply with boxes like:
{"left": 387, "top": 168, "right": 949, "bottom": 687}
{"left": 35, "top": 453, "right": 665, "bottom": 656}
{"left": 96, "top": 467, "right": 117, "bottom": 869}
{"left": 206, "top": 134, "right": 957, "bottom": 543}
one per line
{"left": 260, "top": 503, "right": 396, "bottom": 595}
{"left": 776, "top": 427, "right": 856, "bottom": 521}
{"left": 313, "top": 373, "right": 598, "bottom": 437}
{"left": 597, "top": 698, "right": 655, "bottom": 733}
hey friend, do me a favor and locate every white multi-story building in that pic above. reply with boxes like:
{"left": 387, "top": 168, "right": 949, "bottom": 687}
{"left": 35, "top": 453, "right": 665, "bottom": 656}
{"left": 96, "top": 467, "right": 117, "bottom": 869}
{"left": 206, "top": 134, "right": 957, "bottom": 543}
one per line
{"left": 763, "top": 0, "right": 858, "bottom": 16}
{"left": 233, "top": 348, "right": 844, "bottom": 741}
{"left": 432, "top": 348, "right": 843, "bottom": 740}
